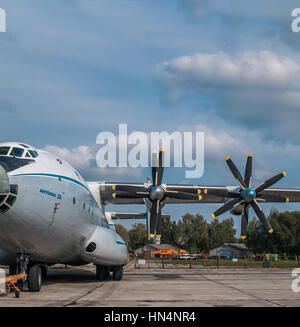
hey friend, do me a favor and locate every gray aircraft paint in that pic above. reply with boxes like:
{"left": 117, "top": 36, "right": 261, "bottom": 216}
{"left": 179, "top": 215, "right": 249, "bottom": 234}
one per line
{"left": 0, "top": 142, "right": 128, "bottom": 267}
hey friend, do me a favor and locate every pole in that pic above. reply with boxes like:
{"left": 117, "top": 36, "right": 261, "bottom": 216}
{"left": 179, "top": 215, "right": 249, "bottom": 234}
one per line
{"left": 244, "top": 256, "right": 246, "bottom": 268}
{"left": 217, "top": 256, "right": 219, "bottom": 269}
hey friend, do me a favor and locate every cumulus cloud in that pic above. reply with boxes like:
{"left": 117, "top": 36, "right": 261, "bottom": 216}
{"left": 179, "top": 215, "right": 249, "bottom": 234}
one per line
{"left": 158, "top": 50, "right": 300, "bottom": 142}
{"left": 43, "top": 118, "right": 300, "bottom": 187}
{"left": 159, "top": 51, "right": 300, "bottom": 93}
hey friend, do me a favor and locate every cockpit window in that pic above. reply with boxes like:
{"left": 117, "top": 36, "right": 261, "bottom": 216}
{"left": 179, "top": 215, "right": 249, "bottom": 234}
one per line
{"left": 29, "top": 150, "right": 38, "bottom": 158}
{"left": 19, "top": 144, "right": 29, "bottom": 148}
{"left": 0, "top": 147, "right": 10, "bottom": 155}
{"left": 9, "top": 147, "right": 24, "bottom": 158}
{"left": 25, "top": 151, "right": 31, "bottom": 158}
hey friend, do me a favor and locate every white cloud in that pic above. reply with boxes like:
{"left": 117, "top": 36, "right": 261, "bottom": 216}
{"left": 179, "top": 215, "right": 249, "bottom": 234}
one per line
{"left": 158, "top": 50, "right": 300, "bottom": 142}
{"left": 159, "top": 51, "right": 300, "bottom": 92}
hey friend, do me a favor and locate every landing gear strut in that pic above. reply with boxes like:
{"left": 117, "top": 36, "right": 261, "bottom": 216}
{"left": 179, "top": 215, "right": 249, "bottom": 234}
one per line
{"left": 10, "top": 255, "right": 42, "bottom": 292}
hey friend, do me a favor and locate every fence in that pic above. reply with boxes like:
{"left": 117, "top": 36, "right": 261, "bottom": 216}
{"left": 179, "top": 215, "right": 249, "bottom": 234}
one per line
{"left": 133, "top": 255, "right": 300, "bottom": 269}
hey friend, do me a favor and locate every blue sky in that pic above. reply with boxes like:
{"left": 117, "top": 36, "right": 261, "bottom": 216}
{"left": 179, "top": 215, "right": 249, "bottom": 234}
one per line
{"left": 1, "top": 0, "right": 300, "bottom": 234}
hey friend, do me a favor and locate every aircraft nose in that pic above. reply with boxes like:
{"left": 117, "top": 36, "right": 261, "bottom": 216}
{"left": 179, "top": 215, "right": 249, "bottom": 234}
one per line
{"left": 0, "top": 164, "right": 9, "bottom": 195}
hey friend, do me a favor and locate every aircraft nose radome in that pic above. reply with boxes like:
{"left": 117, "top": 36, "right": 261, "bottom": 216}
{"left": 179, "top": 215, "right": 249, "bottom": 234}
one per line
{"left": 0, "top": 164, "right": 9, "bottom": 194}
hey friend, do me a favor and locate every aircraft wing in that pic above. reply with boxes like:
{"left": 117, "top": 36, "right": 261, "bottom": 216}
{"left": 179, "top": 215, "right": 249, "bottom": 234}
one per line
{"left": 93, "top": 182, "right": 300, "bottom": 205}
{"left": 94, "top": 182, "right": 230, "bottom": 205}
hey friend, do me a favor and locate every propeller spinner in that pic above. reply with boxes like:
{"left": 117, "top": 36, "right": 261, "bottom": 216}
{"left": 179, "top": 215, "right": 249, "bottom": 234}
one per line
{"left": 111, "top": 149, "right": 202, "bottom": 239}
{"left": 209, "top": 154, "right": 287, "bottom": 239}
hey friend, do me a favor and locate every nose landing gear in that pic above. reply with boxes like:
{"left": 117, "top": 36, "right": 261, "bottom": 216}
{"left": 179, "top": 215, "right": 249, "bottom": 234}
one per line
{"left": 95, "top": 265, "right": 124, "bottom": 281}
{"left": 9, "top": 254, "right": 43, "bottom": 292}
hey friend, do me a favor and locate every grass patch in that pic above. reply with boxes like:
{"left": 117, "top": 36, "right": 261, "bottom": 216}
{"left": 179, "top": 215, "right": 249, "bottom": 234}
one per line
{"left": 134, "top": 258, "right": 300, "bottom": 269}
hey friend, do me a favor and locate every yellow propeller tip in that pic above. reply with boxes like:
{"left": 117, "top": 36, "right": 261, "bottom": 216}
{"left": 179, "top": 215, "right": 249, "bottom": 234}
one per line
{"left": 197, "top": 189, "right": 201, "bottom": 194}
{"left": 204, "top": 189, "right": 208, "bottom": 194}
{"left": 112, "top": 193, "right": 116, "bottom": 198}
{"left": 198, "top": 195, "right": 202, "bottom": 201}
{"left": 225, "top": 156, "right": 230, "bottom": 161}
{"left": 112, "top": 185, "right": 116, "bottom": 190}
{"left": 156, "top": 235, "right": 161, "bottom": 239}
{"left": 269, "top": 229, "right": 274, "bottom": 234}
{"left": 159, "top": 148, "right": 164, "bottom": 152}
{"left": 248, "top": 153, "right": 253, "bottom": 157}
{"left": 211, "top": 213, "right": 216, "bottom": 219}
{"left": 241, "top": 235, "right": 246, "bottom": 240}
{"left": 149, "top": 234, "right": 155, "bottom": 238}
{"left": 286, "top": 197, "right": 290, "bottom": 203}
{"left": 282, "top": 171, "right": 287, "bottom": 176}
{"left": 152, "top": 150, "right": 157, "bottom": 154}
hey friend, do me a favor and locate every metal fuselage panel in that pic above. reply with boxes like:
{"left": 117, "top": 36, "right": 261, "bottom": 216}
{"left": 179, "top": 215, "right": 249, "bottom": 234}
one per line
{"left": 0, "top": 148, "right": 128, "bottom": 266}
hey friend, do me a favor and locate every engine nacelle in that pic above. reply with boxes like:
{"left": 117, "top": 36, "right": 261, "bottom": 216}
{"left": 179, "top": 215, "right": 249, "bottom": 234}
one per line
{"left": 80, "top": 226, "right": 128, "bottom": 266}
{"left": 230, "top": 204, "right": 244, "bottom": 216}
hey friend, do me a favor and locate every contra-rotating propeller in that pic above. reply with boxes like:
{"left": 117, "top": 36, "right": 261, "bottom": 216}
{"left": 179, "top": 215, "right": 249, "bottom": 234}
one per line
{"left": 209, "top": 154, "right": 287, "bottom": 239}
{"left": 111, "top": 149, "right": 202, "bottom": 239}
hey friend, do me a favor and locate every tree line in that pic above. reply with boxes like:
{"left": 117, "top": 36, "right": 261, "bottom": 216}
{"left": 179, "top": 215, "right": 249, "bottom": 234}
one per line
{"left": 115, "top": 209, "right": 300, "bottom": 255}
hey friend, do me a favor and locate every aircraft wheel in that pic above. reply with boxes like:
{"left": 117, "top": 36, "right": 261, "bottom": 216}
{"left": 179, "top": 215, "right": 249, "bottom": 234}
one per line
{"left": 9, "top": 264, "right": 18, "bottom": 275}
{"left": 113, "top": 266, "right": 123, "bottom": 281}
{"left": 41, "top": 266, "right": 48, "bottom": 281}
{"left": 27, "top": 264, "right": 42, "bottom": 292}
{"left": 96, "top": 265, "right": 109, "bottom": 281}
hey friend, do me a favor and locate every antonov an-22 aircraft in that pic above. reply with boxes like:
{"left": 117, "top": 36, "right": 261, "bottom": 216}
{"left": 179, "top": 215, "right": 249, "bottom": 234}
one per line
{"left": 0, "top": 142, "right": 300, "bottom": 292}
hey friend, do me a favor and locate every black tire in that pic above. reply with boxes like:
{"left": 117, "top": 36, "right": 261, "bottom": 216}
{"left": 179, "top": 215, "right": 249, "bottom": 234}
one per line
{"left": 41, "top": 266, "right": 48, "bottom": 281}
{"left": 27, "top": 264, "right": 42, "bottom": 292}
{"left": 96, "top": 265, "right": 109, "bottom": 281}
{"left": 9, "top": 264, "right": 18, "bottom": 276}
{"left": 113, "top": 266, "right": 123, "bottom": 281}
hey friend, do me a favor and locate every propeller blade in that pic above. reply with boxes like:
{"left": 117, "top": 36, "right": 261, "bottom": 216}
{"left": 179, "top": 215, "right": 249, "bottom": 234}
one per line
{"left": 152, "top": 151, "right": 159, "bottom": 186}
{"left": 112, "top": 192, "right": 147, "bottom": 199}
{"left": 205, "top": 188, "right": 240, "bottom": 198}
{"left": 240, "top": 205, "right": 249, "bottom": 239}
{"left": 256, "top": 194, "right": 290, "bottom": 203}
{"left": 211, "top": 198, "right": 241, "bottom": 218}
{"left": 251, "top": 199, "right": 273, "bottom": 233}
{"left": 157, "top": 148, "right": 164, "bottom": 186}
{"left": 225, "top": 157, "right": 247, "bottom": 189}
{"left": 149, "top": 200, "right": 160, "bottom": 236}
{"left": 255, "top": 172, "right": 287, "bottom": 194}
{"left": 244, "top": 154, "right": 253, "bottom": 188}
{"left": 165, "top": 186, "right": 202, "bottom": 194}
{"left": 156, "top": 212, "right": 162, "bottom": 238}
{"left": 164, "top": 191, "right": 203, "bottom": 201}
{"left": 112, "top": 185, "right": 149, "bottom": 193}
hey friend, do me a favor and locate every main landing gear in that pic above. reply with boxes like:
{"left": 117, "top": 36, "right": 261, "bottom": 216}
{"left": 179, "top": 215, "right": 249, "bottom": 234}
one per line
{"left": 96, "top": 265, "right": 123, "bottom": 281}
{"left": 9, "top": 254, "right": 45, "bottom": 292}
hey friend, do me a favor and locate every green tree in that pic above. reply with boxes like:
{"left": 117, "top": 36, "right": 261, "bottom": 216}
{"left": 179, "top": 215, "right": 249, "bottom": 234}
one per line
{"left": 115, "top": 223, "right": 129, "bottom": 245}
{"left": 208, "top": 217, "right": 237, "bottom": 249}
{"left": 128, "top": 223, "right": 147, "bottom": 251}
{"left": 247, "top": 209, "right": 300, "bottom": 255}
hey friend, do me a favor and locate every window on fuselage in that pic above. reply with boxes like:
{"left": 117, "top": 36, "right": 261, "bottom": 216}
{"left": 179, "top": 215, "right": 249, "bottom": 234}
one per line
{"left": 25, "top": 151, "right": 31, "bottom": 158}
{"left": 0, "top": 147, "right": 10, "bottom": 155}
{"left": 29, "top": 150, "right": 37, "bottom": 158}
{"left": 9, "top": 147, "right": 24, "bottom": 157}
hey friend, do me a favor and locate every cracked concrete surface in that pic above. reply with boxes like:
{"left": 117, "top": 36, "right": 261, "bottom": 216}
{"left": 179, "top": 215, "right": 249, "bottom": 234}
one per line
{"left": 0, "top": 263, "right": 299, "bottom": 307}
